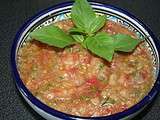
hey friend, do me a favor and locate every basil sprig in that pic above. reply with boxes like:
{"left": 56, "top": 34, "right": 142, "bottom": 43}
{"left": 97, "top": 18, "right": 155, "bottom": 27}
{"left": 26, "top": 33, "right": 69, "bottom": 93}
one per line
{"left": 30, "top": 0, "right": 141, "bottom": 62}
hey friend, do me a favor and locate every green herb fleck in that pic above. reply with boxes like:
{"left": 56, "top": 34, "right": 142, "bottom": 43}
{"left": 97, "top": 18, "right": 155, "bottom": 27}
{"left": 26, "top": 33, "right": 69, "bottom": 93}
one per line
{"left": 98, "top": 63, "right": 105, "bottom": 70}
{"left": 59, "top": 76, "right": 65, "bottom": 80}
{"left": 101, "top": 97, "right": 116, "bottom": 107}
{"left": 90, "top": 86, "right": 98, "bottom": 92}
{"left": 80, "top": 95, "right": 90, "bottom": 101}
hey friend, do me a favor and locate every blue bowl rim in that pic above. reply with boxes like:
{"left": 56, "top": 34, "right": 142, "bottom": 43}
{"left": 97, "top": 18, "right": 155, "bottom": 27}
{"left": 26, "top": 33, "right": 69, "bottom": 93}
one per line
{"left": 10, "top": 1, "right": 160, "bottom": 120}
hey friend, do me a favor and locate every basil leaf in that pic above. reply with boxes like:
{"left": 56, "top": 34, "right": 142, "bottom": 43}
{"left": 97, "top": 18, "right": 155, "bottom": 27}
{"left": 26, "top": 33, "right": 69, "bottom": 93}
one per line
{"left": 71, "top": 0, "right": 95, "bottom": 32}
{"left": 72, "top": 34, "right": 84, "bottom": 43}
{"left": 72, "top": 34, "right": 87, "bottom": 48}
{"left": 69, "top": 27, "right": 85, "bottom": 34}
{"left": 30, "top": 25, "right": 75, "bottom": 48}
{"left": 86, "top": 15, "right": 106, "bottom": 34}
{"left": 85, "top": 32, "right": 115, "bottom": 61}
{"left": 114, "top": 34, "right": 141, "bottom": 52}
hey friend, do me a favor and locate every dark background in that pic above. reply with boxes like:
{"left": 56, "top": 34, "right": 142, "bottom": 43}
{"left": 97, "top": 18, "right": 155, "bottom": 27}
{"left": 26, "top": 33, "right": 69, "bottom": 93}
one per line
{"left": 0, "top": 0, "right": 160, "bottom": 120}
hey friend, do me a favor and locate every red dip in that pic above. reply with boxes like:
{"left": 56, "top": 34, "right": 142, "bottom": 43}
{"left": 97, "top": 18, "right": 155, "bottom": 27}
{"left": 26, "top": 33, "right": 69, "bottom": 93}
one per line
{"left": 18, "top": 20, "right": 154, "bottom": 117}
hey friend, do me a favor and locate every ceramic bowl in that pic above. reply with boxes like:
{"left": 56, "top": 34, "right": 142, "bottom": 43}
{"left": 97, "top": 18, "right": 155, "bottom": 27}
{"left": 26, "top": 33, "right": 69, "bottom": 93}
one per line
{"left": 11, "top": 2, "right": 160, "bottom": 120}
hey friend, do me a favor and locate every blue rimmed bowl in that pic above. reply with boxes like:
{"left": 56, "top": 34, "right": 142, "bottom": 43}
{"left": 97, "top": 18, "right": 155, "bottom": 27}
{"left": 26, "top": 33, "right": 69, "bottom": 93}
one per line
{"left": 11, "top": 1, "right": 160, "bottom": 120}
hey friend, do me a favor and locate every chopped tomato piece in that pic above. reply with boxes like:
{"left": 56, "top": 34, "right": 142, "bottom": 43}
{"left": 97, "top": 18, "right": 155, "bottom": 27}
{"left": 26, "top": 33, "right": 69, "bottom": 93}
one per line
{"left": 86, "top": 76, "right": 98, "bottom": 85}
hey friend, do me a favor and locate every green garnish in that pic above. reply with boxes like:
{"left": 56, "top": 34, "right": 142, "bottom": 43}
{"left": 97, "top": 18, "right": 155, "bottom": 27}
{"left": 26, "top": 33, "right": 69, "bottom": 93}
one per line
{"left": 30, "top": 0, "right": 141, "bottom": 62}
{"left": 113, "top": 34, "right": 141, "bottom": 52}
{"left": 71, "top": 0, "right": 106, "bottom": 35}
{"left": 71, "top": 34, "right": 84, "bottom": 43}
{"left": 85, "top": 32, "right": 115, "bottom": 61}
{"left": 30, "top": 25, "right": 75, "bottom": 48}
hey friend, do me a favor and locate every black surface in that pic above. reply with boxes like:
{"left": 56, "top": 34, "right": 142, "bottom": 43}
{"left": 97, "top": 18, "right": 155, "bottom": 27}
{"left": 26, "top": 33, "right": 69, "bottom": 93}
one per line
{"left": 0, "top": 0, "right": 160, "bottom": 120}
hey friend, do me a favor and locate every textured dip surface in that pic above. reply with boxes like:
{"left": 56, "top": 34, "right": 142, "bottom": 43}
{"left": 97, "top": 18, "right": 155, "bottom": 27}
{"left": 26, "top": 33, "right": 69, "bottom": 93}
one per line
{"left": 18, "top": 20, "right": 154, "bottom": 117}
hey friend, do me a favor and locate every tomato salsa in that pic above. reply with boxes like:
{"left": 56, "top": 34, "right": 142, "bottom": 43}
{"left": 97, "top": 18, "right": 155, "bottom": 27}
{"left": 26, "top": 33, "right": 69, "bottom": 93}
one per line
{"left": 18, "top": 20, "right": 154, "bottom": 117}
